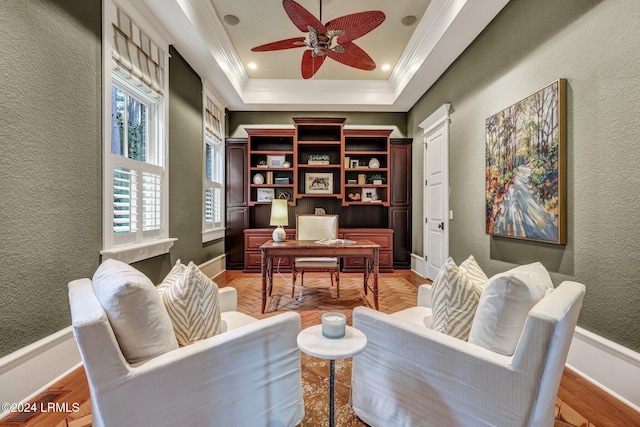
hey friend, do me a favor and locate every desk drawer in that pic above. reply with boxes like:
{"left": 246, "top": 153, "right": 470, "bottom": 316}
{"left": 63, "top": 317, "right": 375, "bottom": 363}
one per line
{"left": 342, "top": 251, "right": 392, "bottom": 272}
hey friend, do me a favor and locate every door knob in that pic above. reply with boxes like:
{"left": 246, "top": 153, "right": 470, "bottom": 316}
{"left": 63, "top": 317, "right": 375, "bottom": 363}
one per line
{"left": 438, "top": 222, "right": 444, "bottom": 230}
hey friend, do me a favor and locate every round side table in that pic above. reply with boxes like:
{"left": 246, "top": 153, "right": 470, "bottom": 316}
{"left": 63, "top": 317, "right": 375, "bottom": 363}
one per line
{"left": 297, "top": 325, "right": 367, "bottom": 427}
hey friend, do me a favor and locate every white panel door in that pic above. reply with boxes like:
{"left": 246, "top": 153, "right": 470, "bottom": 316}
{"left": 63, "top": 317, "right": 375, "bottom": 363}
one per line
{"left": 421, "top": 104, "right": 450, "bottom": 281}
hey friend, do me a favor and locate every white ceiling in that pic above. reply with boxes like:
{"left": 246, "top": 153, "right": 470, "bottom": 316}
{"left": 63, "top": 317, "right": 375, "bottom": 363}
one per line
{"left": 142, "top": 0, "right": 510, "bottom": 112}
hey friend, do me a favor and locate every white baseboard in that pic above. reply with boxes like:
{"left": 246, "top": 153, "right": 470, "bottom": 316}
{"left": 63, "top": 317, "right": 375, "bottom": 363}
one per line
{"left": 411, "top": 253, "right": 429, "bottom": 279}
{"left": 0, "top": 326, "right": 81, "bottom": 420}
{"left": 199, "top": 254, "right": 226, "bottom": 279}
{"left": 566, "top": 326, "right": 640, "bottom": 411}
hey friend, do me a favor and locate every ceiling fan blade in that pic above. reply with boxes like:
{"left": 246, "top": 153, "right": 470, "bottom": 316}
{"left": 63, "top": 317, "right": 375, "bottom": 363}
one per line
{"left": 326, "top": 11, "right": 385, "bottom": 44}
{"left": 283, "top": 0, "right": 326, "bottom": 33}
{"left": 327, "top": 41, "right": 376, "bottom": 71}
{"left": 301, "top": 49, "right": 326, "bottom": 79}
{"left": 251, "top": 37, "right": 307, "bottom": 52}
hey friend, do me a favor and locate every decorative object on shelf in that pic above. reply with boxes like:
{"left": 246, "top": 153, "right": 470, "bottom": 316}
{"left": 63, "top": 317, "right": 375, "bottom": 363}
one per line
{"left": 305, "top": 172, "right": 333, "bottom": 194}
{"left": 321, "top": 312, "right": 346, "bottom": 339}
{"left": 257, "top": 160, "right": 268, "bottom": 168}
{"left": 357, "top": 174, "right": 367, "bottom": 185}
{"left": 253, "top": 173, "right": 265, "bottom": 185}
{"left": 347, "top": 179, "right": 357, "bottom": 184}
{"left": 283, "top": 160, "right": 292, "bottom": 168}
{"left": 368, "top": 173, "right": 385, "bottom": 185}
{"left": 315, "top": 207, "right": 326, "bottom": 215}
{"left": 350, "top": 159, "right": 359, "bottom": 168}
{"left": 277, "top": 191, "right": 291, "bottom": 200}
{"left": 267, "top": 155, "right": 286, "bottom": 168}
{"left": 266, "top": 171, "right": 273, "bottom": 184}
{"left": 257, "top": 188, "right": 275, "bottom": 202}
{"left": 361, "top": 188, "right": 377, "bottom": 202}
{"left": 274, "top": 177, "right": 289, "bottom": 184}
{"left": 269, "top": 198, "right": 289, "bottom": 242}
{"left": 486, "top": 79, "right": 566, "bottom": 244}
{"left": 344, "top": 157, "right": 350, "bottom": 168}
{"left": 307, "top": 154, "right": 330, "bottom": 165}
{"left": 368, "top": 157, "right": 380, "bottom": 168}
{"left": 347, "top": 192, "right": 361, "bottom": 201}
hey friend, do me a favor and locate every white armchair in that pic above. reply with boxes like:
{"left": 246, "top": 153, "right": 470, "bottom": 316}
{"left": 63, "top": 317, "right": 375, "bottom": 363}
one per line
{"left": 351, "top": 281, "right": 585, "bottom": 427}
{"left": 69, "top": 278, "right": 304, "bottom": 427}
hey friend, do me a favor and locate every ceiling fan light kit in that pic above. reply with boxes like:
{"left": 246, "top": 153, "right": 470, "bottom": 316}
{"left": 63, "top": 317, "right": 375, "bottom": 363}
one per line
{"left": 251, "top": 0, "right": 385, "bottom": 79}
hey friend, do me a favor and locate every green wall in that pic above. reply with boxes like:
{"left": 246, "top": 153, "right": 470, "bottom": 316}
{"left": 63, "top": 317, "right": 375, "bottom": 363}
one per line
{"left": 0, "top": 0, "right": 102, "bottom": 356}
{"left": 407, "top": 0, "right": 640, "bottom": 351}
{"left": 0, "top": 1, "right": 223, "bottom": 357}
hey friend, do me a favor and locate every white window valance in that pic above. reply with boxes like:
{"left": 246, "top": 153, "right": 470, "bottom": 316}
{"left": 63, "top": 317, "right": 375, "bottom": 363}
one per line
{"left": 112, "top": 7, "right": 165, "bottom": 96}
{"left": 205, "top": 96, "right": 223, "bottom": 142}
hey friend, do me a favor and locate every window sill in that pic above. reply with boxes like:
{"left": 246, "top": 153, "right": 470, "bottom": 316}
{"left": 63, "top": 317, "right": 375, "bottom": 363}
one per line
{"left": 202, "top": 228, "right": 225, "bottom": 243}
{"left": 101, "top": 238, "right": 178, "bottom": 264}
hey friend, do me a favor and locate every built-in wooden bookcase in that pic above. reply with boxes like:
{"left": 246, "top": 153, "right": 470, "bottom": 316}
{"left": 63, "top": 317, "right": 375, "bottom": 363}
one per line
{"left": 247, "top": 128, "right": 295, "bottom": 206}
{"left": 343, "top": 129, "right": 392, "bottom": 207}
{"left": 293, "top": 118, "right": 345, "bottom": 200}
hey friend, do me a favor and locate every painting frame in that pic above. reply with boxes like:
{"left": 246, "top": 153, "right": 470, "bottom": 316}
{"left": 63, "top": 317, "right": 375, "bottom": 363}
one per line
{"left": 485, "top": 79, "right": 567, "bottom": 244}
{"left": 267, "top": 155, "right": 286, "bottom": 168}
{"left": 304, "top": 172, "right": 333, "bottom": 194}
{"left": 361, "top": 187, "right": 377, "bottom": 202}
{"left": 257, "top": 188, "right": 275, "bottom": 202}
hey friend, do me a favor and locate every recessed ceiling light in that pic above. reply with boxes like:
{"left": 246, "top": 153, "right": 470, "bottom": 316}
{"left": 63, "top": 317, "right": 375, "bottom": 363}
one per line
{"left": 248, "top": 62, "right": 257, "bottom": 70}
{"left": 382, "top": 64, "right": 391, "bottom": 71}
{"left": 401, "top": 15, "right": 417, "bottom": 27}
{"left": 223, "top": 14, "right": 240, "bottom": 26}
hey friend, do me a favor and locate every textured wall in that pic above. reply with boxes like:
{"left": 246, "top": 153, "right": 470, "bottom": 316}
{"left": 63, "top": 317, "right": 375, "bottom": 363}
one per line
{"left": 407, "top": 0, "right": 640, "bottom": 351}
{"left": 0, "top": 1, "right": 102, "bottom": 357}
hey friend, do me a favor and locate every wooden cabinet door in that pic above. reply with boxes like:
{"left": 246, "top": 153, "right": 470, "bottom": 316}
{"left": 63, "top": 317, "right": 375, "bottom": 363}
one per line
{"left": 225, "top": 207, "right": 248, "bottom": 269}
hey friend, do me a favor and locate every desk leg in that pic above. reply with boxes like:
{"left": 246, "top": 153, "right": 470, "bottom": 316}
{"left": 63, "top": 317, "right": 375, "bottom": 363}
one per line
{"left": 329, "top": 359, "right": 335, "bottom": 427}
{"left": 373, "top": 248, "right": 379, "bottom": 310}
{"left": 261, "top": 250, "right": 267, "bottom": 314}
{"left": 362, "top": 257, "right": 368, "bottom": 295}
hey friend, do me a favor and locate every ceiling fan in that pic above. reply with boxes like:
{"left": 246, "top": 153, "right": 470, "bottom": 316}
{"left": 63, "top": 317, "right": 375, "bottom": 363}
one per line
{"left": 251, "top": 0, "right": 385, "bottom": 79}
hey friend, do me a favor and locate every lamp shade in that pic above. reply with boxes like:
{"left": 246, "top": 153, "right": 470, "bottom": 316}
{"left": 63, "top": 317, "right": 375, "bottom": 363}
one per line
{"left": 269, "top": 199, "right": 289, "bottom": 226}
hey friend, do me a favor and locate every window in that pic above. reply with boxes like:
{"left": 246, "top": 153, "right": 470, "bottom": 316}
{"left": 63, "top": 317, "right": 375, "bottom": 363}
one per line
{"left": 102, "top": 2, "right": 175, "bottom": 263}
{"left": 202, "top": 93, "right": 225, "bottom": 242}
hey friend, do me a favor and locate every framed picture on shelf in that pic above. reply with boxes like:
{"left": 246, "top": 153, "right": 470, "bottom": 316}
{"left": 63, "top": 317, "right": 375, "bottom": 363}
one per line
{"left": 267, "top": 155, "right": 286, "bottom": 168}
{"left": 350, "top": 159, "right": 359, "bottom": 168}
{"left": 361, "top": 187, "right": 378, "bottom": 202}
{"left": 305, "top": 173, "right": 333, "bottom": 194}
{"left": 257, "top": 188, "right": 275, "bottom": 202}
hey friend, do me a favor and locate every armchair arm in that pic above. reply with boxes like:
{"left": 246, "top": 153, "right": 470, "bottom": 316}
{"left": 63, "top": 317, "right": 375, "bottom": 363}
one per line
{"left": 95, "top": 312, "right": 304, "bottom": 427}
{"left": 218, "top": 286, "right": 237, "bottom": 312}
{"left": 417, "top": 283, "right": 433, "bottom": 307}
{"left": 351, "top": 307, "right": 538, "bottom": 427}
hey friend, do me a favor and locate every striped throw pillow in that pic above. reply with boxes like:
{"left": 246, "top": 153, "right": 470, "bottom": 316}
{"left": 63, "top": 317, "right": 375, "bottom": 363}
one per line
{"left": 459, "top": 255, "right": 488, "bottom": 294}
{"left": 161, "top": 261, "right": 222, "bottom": 346}
{"left": 431, "top": 257, "right": 482, "bottom": 340}
{"left": 156, "top": 259, "right": 186, "bottom": 295}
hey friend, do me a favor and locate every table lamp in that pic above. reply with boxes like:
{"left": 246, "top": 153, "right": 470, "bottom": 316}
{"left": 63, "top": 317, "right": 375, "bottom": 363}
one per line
{"left": 270, "top": 198, "right": 288, "bottom": 242}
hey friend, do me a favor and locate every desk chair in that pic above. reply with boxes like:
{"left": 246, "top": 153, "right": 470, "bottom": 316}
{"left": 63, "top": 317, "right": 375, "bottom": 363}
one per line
{"left": 293, "top": 214, "right": 340, "bottom": 298}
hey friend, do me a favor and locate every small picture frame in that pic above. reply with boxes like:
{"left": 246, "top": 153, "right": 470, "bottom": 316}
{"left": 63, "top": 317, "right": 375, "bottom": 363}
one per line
{"left": 350, "top": 159, "right": 359, "bottom": 168}
{"left": 257, "top": 188, "right": 275, "bottom": 202}
{"left": 267, "top": 155, "right": 286, "bottom": 168}
{"left": 361, "top": 187, "right": 378, "bottom": 202}
{"left": 305, "top": 172, "right": 333, "bottom": 194}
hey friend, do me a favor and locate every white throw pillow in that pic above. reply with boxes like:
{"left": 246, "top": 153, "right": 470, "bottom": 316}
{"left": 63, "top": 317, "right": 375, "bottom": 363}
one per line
{"left": 459, "top": 255, "right": 488, "bottom": 293}
{"left": 92, "top": 259, "right": 179, "bottom": 364}
{"left": 430, "top": 257, "right": 482, "bottom": 340}
{"left": 468, "top": 262, "right": 554, "bottom": 356}
{"left": 162, "top": 261, "right": 222, "bottom": 346}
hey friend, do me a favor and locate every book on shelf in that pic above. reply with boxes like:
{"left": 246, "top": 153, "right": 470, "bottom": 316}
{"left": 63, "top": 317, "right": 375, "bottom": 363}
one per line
{"left": 308, "top": 160, "right": 330, "bottom": 165}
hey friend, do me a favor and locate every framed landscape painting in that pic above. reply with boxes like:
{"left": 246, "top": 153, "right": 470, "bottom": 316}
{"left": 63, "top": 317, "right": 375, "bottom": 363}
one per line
{"left": 485, "top": 79, "right": 567, "bottom": 244}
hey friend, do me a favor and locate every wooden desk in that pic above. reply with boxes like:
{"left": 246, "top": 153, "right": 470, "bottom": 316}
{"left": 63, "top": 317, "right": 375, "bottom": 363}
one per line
{"left": 260, "top": 239, "right": 380, "bottom": 313}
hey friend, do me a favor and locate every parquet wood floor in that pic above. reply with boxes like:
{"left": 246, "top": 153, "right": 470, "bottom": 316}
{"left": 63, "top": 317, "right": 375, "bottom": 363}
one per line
{"left": 1, "top": 270, "right": 638, "bottom": 426}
